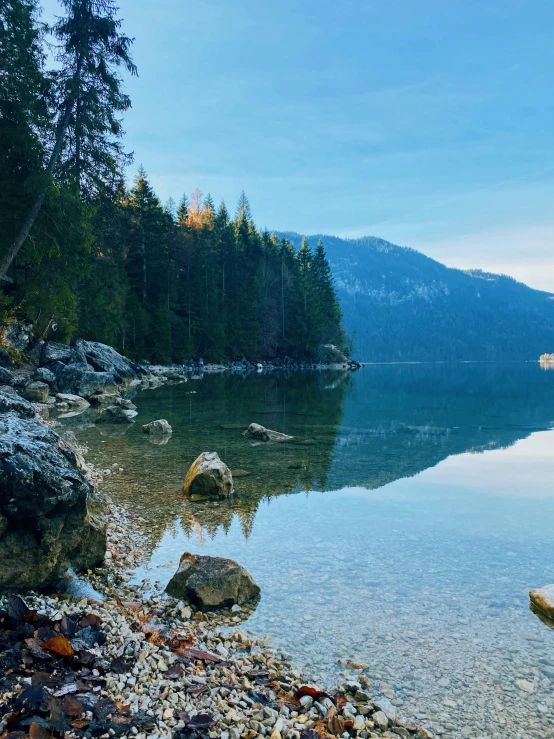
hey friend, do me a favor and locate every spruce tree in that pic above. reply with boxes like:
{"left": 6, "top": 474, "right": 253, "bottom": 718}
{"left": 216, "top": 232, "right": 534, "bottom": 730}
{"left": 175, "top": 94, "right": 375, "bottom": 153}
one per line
{"left": 0, "top": 0, "right": 136, "bottom": 279}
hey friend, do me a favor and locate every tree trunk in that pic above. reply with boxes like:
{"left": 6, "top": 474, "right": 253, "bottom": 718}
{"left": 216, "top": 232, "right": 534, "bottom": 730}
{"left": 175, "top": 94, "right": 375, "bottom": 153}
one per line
{"left": 0, "top": 63, "right": 80, "bottom": 281}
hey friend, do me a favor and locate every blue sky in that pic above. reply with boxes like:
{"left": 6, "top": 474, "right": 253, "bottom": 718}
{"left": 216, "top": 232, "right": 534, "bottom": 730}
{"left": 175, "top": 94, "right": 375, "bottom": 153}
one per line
{"left": 44, "top": 0, "right": 554, "bottom": 290}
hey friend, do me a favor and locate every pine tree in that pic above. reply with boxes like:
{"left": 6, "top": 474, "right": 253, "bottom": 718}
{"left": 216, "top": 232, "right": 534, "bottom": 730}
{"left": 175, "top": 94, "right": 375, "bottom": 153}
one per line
{"left": 0, "top": 0, "right": 136, "bottom": 279}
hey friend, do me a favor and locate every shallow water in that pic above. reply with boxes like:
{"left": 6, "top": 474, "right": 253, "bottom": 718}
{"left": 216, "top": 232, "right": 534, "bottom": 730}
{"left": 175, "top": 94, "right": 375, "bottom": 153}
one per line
{"left": 68, "top": 363, "right": 554, "bottom": 739}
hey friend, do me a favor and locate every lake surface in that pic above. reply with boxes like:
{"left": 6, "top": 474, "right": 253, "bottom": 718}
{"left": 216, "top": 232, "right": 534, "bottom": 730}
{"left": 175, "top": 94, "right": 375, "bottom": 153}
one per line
{"left": 65, "top": 363, "right": 554, "bottom": 739}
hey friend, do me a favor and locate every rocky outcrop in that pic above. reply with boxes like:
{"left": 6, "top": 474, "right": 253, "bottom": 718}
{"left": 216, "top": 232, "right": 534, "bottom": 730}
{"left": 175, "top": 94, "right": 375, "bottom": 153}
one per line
{"left": 95, "top": 405, "right": 137, "bottom": 424}
{"left": 243, "top": 423, "right": 293, "bottom": 442}
{"left": 74, "top": 339, "right": 139, "bottom": 378}
{"left": 529, "top": 584, "right": 554, "bottom": 619}
{"left": 56, "top": 363, "right": 119, "bottom": 398}
{"left": 41, "top": 341, "right": 87, "bottom": 366}
{"left": 183, "top": 452, "right": 234, "bottom": 498}
{"left": 142, "top": 419, "right": 172, "bottom": 435}
{"left": 0, "top": 415, "right": 106, "bottom": 591}
{"left": 165, "top": 552, "right": 260, "bottom": 609}
{"left": 0, "top": 348, "right": 12, "bottom": 367}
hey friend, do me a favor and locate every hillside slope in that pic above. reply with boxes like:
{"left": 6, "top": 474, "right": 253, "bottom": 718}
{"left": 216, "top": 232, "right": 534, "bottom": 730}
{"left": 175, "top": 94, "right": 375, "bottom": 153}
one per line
{"left": 277, "top": 232, "right": 554, "bottom": 362}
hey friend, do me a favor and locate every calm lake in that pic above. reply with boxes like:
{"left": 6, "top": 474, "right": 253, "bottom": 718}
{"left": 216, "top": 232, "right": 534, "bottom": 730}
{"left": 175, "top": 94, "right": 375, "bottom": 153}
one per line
{"left": 63, "top": 363, "right": 554, "bottom": 739}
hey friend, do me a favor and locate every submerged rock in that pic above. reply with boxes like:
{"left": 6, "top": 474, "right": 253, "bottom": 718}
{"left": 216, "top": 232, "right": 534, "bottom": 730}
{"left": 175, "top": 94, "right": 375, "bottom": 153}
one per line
{"left": 95, "top": 405, "right": 137, "bottom": 424}
{"left": 0, "top": 415, "right": 105, "bottom": 591}
{"left": 142, "top": 419, "right": 172, "bottom": 435}
{"left": 243, "top": 422, "right": 293, "bottom": 442}
{"left": 165, "top": 552, "right": 260, "bottom": 609}
{"left": 183, "top": 451, "right": 234, "bottom": 498}
{"left": 529, "top": 584, "right": 554, "bottom": 619}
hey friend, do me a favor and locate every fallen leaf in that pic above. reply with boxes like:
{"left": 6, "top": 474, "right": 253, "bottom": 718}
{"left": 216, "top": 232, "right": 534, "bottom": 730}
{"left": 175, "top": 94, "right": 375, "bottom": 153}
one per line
{"left": 70, "top": 719, "right": 89, "bottom": 730}
{"left": 61, "top": 696, "right": 83, "bottom": 718}
{"left": 31, "top": 673, "right": 55, "bottom": 689}
{"left": 333, "top": 695, "right": 347, "bottom": 711}
{"left": 163, "top": 664, "right": 185, "bottom": 680}
{"left": 40, "top": 635, "right": 73, "bottom": 658}
{"left": 8, "top": 595, "right": 31, "bottom": 621}
{"left": 93, "top": 697, "right": 117, "bottom": 721}
{"left": 177, "top": 646, "right": 219, "bottom": 662}
{"left": 186, "top": 713, "right": 216, "bottom": 729}
{"left": 46, "top": 696, "right": 67, "bottom": 735}
{"left": 24, "top": 638, "right": 51, "bottom": 660}
{"left": 29, "top": 721, "right": 51, "bottom": 739}
{"left": 114, "top": 700, "right": 131, "bottom": 713}
{"left": 294, "top": 686, "right": 327, "bottom": 702}
{"left": 78, "top": 614, "right": 102, "bottom": 628}
{"left": 59, "top": 616, "right": 78, "bottom": 637}
{"left": 185, "top": 684, "right": 208, "bottom": 695}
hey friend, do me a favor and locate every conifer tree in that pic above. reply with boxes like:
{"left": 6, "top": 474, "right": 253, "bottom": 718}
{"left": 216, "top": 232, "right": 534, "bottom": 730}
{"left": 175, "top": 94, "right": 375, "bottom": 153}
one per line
{"left": 0, "top": 0, "right": 136, "bottom": 279}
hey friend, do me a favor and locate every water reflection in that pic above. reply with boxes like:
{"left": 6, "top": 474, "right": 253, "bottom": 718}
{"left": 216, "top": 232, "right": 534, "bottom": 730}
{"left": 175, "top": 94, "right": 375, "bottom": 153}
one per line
{"left": 66, "top": 363, "right": 554, "bottom": 739}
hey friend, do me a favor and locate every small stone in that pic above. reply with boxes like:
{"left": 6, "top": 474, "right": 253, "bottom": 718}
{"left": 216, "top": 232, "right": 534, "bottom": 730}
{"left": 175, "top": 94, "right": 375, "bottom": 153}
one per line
{"left": 515, "top": 679, "right": 535, "bottom": 693}
{"left": 372, "top": 711, "right": 389, "bottom": 731}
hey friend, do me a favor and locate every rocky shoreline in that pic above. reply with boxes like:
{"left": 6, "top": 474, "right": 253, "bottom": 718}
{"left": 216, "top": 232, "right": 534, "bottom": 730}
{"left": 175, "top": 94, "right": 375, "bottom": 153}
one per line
{"left": 0, "top": 335, "right": 434, "bottom": 739}
{"left": 0, "top": 505, "right": 430, "bottom": 739}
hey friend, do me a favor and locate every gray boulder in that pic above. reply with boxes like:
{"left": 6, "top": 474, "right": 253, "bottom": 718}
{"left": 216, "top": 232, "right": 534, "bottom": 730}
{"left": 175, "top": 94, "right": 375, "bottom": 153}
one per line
{"left": 0, "top": 390, "right": 35, "bottom": 418}
{"left": 165, "top": 552, "right": 260, "bottom": 609}
{"left": 22, "top": 381, "right": 50, "bottom": 403}
{"left": 95, "top": 405, "right": 137, "bottom": 424}
{"left": 41, "top": 341, "right": 86, "bottom": 366}
{"left": 0, "top": 415, "right": 106, "bottom": 591}
{"left": 74, "top": 339, "right": 139, "bottom": 378}
{"left": 56, "top": 362, "right": 120, "bottom": 398}
{"left": 0, "top": 366, "right": 14, "bottom": 385}
{"left": 183, "top": 451, "right": 233, "bottom": 498}
{"left": 142, "top": 419, "right": 172, "bottom": 435}
{"left": 243, "top": 423, "right": 293, "bottom": 442}
{"left": 34, "top": 366, "right": 58, "bottom": 390}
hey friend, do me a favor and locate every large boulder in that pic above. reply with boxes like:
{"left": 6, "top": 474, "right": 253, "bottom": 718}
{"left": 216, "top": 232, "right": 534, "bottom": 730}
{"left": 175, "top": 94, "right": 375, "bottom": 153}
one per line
{"left": 34, "top": 366, "right": 58, "bottom": 390}
{"left": 0, "top": 366, "right": 14, "bottom": 386}
{"left": 142, "top": 419, "right": 172, "bottom": 435}
{"left": 243, "top": 423, "right": 293, "bottom": 442}
{"left": 74, "top": 340, "right": 139, "bottom": 378}
{"left": 56, "top": 393, "right": 90, "bottom": 408}
{"left": 56, "top": 362, "right": 120, "bottom": 398}
{"left": 0, "top": 391, "right": 35, "bottom": 418}
{"left": 165, "top": 552, "right": 260, "bottom": 609}
{"left": 22, "top": 381, "right": 49, "bottom": 403}
{"left": 183, "top": 452, "right": 234, "bottom": 498}
{"left": 529, "top": 585, "right": 554, "bottom": 619}
{"left": 0, "top": 415, "right": 106, "bottom": 591}
{"left": 95, "top": 405, "right": 137, "bottom": 424}
{"left": 41, "top": 341, "right": 87, "bottom": 366}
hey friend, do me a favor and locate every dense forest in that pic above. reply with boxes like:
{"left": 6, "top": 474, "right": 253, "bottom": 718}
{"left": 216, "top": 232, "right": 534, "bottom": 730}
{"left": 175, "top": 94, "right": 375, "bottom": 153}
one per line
{"left": 0, "top": 0, "right": 344, "bottom": 363}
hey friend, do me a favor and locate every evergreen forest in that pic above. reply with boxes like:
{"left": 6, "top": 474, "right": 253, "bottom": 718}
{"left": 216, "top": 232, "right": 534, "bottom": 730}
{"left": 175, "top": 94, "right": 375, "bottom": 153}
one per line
{"left": 0, "top": 0, "right": 344, "bottom": 363}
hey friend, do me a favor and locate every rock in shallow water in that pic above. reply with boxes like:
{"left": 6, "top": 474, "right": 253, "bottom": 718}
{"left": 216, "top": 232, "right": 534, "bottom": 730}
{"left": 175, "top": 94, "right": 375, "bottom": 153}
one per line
{"left": 243, "top": 422, "right": 293, "bottom": 442}
{"left": 0, "top": 415, "right": 105, "bottom": 591}
{"left": 165, "top": 552, "right": 260, "bottom": 609}
{"left": 95, "top": 405, "right": 137, "bottom": 424}
{"left": 183, "top": 451, "right": 233, "bottom": 498}
{"left": 529, "top": 584, "right": 554, "bottom": 619}
{"left": 142, "top": 419, "right": 172, "bottom": 435}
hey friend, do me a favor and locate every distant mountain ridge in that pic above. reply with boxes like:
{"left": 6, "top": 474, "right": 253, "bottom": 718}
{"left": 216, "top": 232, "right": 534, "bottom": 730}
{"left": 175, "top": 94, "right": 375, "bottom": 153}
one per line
{"left": 276, "top": 232, "right": 554, "bottom": 362}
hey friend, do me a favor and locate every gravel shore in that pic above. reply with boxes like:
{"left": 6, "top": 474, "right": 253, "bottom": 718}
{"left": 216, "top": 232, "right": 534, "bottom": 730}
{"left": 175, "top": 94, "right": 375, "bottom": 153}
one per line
{"left": 0, "top": 498, "right": 429, "bottom": 739}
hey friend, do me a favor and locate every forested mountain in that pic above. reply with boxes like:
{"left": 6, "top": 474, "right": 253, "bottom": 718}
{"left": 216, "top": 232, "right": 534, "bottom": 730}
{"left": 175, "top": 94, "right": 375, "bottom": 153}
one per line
{"left": 0, "top": 0, "right": 343, "bottom": 363}
{"left": 279, "top": 233, "right": 554, "bottom": 362}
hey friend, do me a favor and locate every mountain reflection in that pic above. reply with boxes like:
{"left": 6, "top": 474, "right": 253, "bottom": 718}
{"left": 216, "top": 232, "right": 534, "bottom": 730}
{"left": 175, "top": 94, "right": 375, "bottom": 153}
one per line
{"left": 75, "top": 363, "right": 554, "bottom": 558}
